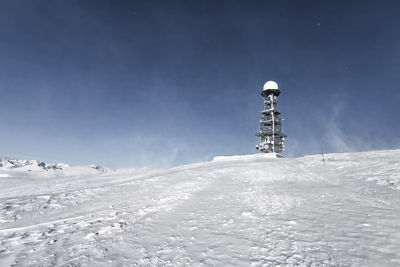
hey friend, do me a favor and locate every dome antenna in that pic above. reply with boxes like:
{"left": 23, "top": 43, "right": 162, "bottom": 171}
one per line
{"left": 256, "top": 81, "right": 287, "bottom": 157}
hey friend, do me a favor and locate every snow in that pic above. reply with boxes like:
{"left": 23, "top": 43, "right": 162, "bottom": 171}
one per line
{"left": 213, "top": 153, "right": 283, "bottom": 161}
{"left": 0, "top": 158, "right": 70, "bottom": 171}
{"left": 1, "top": 149, "right": 400, "bottom": 266}
{"left": 263, "top": 80, "right": 279, "bottom": 90}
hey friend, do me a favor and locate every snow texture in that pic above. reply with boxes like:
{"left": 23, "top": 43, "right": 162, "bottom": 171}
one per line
{"left": 1, "top": 149, "right": 400, "bottom": 266}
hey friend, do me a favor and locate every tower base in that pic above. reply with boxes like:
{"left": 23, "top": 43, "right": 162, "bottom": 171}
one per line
{"left": 213, "top": 153, "right": 285, "bottom": 162}
{"left": 259, "top": 152, "right": 284, "bottom": 158}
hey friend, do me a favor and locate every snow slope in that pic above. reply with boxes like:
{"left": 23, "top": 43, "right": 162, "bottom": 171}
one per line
{"left": 1, "top": 150, "right": 400, "bottom": 266}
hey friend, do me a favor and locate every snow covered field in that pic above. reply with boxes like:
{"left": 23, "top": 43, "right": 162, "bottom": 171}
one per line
{"left": 1, "top": 150, "right": 400, "bottom": 266}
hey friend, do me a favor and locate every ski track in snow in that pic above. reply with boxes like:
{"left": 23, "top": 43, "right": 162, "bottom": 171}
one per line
{"left": 1, "top": 150, "right": 400, "bottom": 266}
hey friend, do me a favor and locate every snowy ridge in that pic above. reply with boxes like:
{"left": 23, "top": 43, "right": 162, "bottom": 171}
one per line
{"left": 0, "top": 149, "right": 400, "bottom": 266}
{"left": 0, "top": 157, "right": 69, "bottom": 171}
{"left": 0, "top": 157, "right": 109, "bottom": 182}
{"left": 213, "top": 153, "right": 283, "bottom": 161}
{"left": 295, "top": 149, "right": 400, "bottom": 190}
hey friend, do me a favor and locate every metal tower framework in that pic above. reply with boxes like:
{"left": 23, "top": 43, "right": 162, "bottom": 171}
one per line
{"left": 256, "top": 81, "right": 286, "bottom": 154}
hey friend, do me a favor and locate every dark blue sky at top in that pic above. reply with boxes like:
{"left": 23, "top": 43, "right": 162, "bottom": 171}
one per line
{"left": 0, "top": 0, "right": 399, "bottom": 168}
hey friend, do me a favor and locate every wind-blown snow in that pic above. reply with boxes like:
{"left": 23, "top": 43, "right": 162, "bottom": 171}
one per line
{"left": 1, "top": 150, "right": 400, "bottom": 266}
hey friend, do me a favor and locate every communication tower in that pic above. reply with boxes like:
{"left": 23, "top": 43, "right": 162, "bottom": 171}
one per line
{"left": 256, "top": 81, "right": 286, "bottom": 155}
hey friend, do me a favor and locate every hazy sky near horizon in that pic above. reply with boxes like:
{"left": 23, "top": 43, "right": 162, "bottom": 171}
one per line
{"left": 1, "top": 0, "right": 400, "bottom": 168}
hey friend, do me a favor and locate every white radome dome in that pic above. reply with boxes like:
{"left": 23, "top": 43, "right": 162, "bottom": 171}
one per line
{"left": 263, "top": 81, "right": 279, "bottom": 90}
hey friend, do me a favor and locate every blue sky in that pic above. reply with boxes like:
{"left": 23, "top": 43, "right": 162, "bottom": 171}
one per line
{"left": 1, "top": 0, "right": 399, "bottom": 168}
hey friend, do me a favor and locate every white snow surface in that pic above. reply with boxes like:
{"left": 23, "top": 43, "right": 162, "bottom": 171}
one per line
{"left": 1, "top": 149, "right": 400, "bottom": 266}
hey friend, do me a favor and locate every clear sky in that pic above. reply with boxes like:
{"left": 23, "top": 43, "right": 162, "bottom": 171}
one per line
{"left": 1, "top": 0, "right": 399, "bottom": 168}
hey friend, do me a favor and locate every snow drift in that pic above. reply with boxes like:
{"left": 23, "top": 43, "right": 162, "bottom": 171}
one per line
{"left": 1, "top": 149, "right": 400, "bottom": 266}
